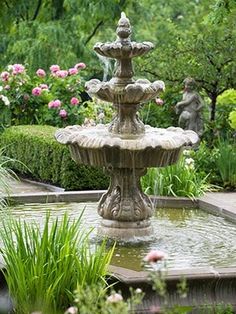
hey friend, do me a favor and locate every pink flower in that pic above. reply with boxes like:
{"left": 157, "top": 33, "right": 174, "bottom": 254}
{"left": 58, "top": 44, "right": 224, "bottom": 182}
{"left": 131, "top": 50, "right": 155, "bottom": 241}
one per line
{"left": 155, "top": 98, "right": 164, "bottom": 106}
{"left": 50, "top": 64, "right": 60, "bottom": 73}
{"left": 149, "top": 305, "right": 162, "bottom": 313}
{"left": 4, "top": 85, "right": 10, "bottom": 90}
{"left": 64, "top": 306, "right": 78, "bottom": 314}
{"left": 69, "top": 67, "right": 78, "bottom": 75}
{"left": 55, "top": 70, "right": 68, "bottom": 78}
{"left": 59, "top": 109, "right": 67, "bottom": 118}
{"left": 48, "top": 99, "right": 61, "bottom": 108}
{"left": 12, "top": 64, "right": 25, "bottom": 74}
{"left": 75, "top": 62, "right": 86, "bottom": 69}
{"left": 70, "top": 97, "right": 79, "bottom": 105}
{"left": 143, "top": 250, "right": 167, "bottom": 263}
{"left": 1, "top": 71, "right": 10, "bottom": 81}
{"left": 36, "top": 68, "right": 46, "bottom": 77}
{"left": 107, "top": 293, "right": 123, "bottom": 303}
{"left": 53, "top": 99, "right": 61, "bottom": 108}
{"left": 40, "top": 84, "right": 49, "bottom": 90}
{"left": 32, "top": 87, "right": 42, "bottom": 96}
{"left": 48, "top": 100, "right": 54, "bottom": 109}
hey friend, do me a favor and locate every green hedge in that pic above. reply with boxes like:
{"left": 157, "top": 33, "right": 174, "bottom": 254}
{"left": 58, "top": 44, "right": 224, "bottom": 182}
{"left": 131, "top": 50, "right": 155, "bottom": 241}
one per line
{"left": 0, "top": 125, "right": 109, "bottom": 190}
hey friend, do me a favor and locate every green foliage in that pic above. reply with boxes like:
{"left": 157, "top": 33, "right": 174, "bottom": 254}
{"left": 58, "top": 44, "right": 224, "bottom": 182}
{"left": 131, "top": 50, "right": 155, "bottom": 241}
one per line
{"left": 0, "top": 63, "right": 87, "bottom": 129}
{"left": 0, "top": 125, "right": 109, "bottom": 190}
{"left": 217, "top": 89, "right": 236, "bottom": 131}
{"left": 0, "top": 147, "right": 18, "bottom": 209}
{"left": 0, "top": 211, "right": 114, "bottom": 313}
{"left": 73, "top": 285, "right": 144, "bottom": 314}
{"left": 192, "top": 140, "right": 236, "bottom": 190}
{"left": 142, "top": 151, "right": 213, "bottom": 198}
{"left": 140, "top": 88, "right": 179, "bottom": 128}
{"left": 215, "top": 140, "right": 236, "bottom": 190}
{"left": 229, "top": 110, "right": 236, "bottom": 129}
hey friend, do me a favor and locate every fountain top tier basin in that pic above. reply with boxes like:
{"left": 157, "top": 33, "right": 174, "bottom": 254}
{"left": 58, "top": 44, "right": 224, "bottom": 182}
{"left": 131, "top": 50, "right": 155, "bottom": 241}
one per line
{"left": 85, "top": 12, "right": 165, "bottom": 115}
{"left": 94, "top": 12, "right": 154, "bottom": 60}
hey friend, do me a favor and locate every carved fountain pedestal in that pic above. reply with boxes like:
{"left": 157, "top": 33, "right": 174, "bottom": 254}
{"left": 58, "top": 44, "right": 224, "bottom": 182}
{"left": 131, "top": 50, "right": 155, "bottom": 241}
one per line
{"left": 55, "top": 13, "right": 198, "bottom": 239}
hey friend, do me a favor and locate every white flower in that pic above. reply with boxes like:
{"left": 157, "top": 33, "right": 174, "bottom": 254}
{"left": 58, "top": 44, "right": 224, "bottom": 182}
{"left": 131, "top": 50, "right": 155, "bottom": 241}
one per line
{"left": 185, "top": 157, "right": 195, "bottom": 170}
{"left": 185, "top": 158, "right": 194, "bottom": 165}
{"left": 7, "top": 65, "right": 13, "bottom": 71}
{"left": 98, "top": 112, "right": 105, "bottom": 120}
{"left": 0, "top": 86, "right": 3, "bottom": 92}
{"left": 107, "top": 293, "right": 123, "bottom": 303}
{"left": 135, "top": 288, "right": 142, "bottom": 294}
{"left": 0, "top": 95, "right": 10, "bottom": 106}
{"left": 183, "top": 149, "right": 191, "bottom": 156}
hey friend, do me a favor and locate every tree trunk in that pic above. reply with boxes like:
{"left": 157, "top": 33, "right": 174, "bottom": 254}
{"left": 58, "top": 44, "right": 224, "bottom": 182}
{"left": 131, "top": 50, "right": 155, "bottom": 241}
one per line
{"left": 210, "top": 93, "right": 217, "bottom": 121}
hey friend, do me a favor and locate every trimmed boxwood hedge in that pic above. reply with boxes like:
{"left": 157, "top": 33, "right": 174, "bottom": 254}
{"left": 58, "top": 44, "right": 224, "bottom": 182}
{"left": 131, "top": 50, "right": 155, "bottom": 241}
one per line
{"left": 0, "top": 125, "right": 109, "bottom": 190}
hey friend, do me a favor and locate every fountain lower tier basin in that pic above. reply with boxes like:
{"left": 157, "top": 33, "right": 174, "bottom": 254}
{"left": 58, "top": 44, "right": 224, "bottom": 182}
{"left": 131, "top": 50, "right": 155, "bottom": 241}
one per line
{"left": 2, "top": 202, "right": 236, "bottom": 271}
{"left": 55, "top": 125, "right": 198, "bottom": 168}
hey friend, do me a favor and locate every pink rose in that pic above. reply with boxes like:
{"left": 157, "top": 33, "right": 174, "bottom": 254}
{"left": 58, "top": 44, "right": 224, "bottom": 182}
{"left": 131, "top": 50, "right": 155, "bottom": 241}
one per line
{"left": 12, "top": 64, "right": 25, "bottom": 74}
{"left": 32, "top": 87, "right": 42, "bottom": 96}
{"left": 39, "top": 84, "right": 49, "bottom": 90}
{"left": 155, "top": 98, "right": 164, "bottom": 106}
{"left": 48, "top": 99, "right": 61, "bottom": 108}
{"left": 48, "top": 100, "right": 54, "bottom": 109}
{"left": 53, "top": 99, "right": 61, "bottom": 108}
{"left": 69, "top": 68, "right": 78, "bottom": 75}
{"left": 55, "top": 70, "right": 68, "bottom": 78}
{"left": 1, "top": 71, "right": 10, "bottom": 81}
{"left": 143, "top": 250, "right": 167, "bottom": 263}
{"left": 50, "top": 65, "right": 60, "bottom": 73}
{"left": 70, "top": 97, "right": 79, "bottom": 105}
{"left": 59, "top": 109, "right": 67, "bottom": 118}
{"left": 75, "top": 62, "right": 86, "bottom": 69}
{"left": 36, "top": 68, "right": 46, "bottom": 77}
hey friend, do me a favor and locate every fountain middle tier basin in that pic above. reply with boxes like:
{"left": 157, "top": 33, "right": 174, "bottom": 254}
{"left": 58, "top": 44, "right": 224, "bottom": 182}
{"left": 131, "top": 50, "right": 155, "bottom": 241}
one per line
{"left": 55, "top": 124, "right": 198, "bottom": 168}
{"left": 85, "top": 78, "right": 165, "bottom": 104}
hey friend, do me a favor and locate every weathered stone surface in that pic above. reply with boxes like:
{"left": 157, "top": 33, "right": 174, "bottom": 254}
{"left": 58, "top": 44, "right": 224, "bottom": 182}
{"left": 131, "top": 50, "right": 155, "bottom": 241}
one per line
{"left": 55, "top": 13, "right": 199, "bottom": 238}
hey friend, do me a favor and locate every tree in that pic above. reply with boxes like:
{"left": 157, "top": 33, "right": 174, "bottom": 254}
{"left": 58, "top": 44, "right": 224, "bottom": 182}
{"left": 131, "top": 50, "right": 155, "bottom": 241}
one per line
{"left": 136, "top": 0, "right": 236, "bottom": 123}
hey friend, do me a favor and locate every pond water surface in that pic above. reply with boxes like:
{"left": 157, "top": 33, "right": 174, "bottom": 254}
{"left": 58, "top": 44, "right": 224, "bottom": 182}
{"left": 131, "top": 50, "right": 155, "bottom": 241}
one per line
{"left": 1, "top": 202, "right": 236, "bottom": 271}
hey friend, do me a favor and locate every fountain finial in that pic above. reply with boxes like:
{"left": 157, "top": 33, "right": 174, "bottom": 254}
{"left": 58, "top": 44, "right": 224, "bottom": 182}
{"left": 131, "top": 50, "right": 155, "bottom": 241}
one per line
{"left": 116, "top": 12, "right": 131, "bottom": 40}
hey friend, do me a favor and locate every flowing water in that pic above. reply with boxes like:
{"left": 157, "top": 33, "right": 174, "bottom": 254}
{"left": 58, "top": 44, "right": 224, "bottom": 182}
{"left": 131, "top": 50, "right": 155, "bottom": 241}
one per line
{"left": 1, "top": 202, "right": 236, "bottom": 271}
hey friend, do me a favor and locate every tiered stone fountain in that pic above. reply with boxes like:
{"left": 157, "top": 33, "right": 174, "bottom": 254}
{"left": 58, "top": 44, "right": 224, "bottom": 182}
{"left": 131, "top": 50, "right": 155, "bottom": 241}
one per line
{"left": 55, "top": 13, "right": 198, "bottom": 239}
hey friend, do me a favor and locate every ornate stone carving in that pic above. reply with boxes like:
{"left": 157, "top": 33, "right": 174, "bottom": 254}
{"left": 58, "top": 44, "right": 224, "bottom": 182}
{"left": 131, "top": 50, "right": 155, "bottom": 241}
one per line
{"left": 98, "top": 168, "right": 153, "bottom": 222}
{"left": 55, "top": 13, "right": 199, "bottom": 239}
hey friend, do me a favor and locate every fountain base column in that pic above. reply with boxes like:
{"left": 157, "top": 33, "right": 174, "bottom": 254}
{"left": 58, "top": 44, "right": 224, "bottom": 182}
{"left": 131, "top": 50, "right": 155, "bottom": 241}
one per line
{"left": 97, "top": 168, "right": 154, "bottom": 239}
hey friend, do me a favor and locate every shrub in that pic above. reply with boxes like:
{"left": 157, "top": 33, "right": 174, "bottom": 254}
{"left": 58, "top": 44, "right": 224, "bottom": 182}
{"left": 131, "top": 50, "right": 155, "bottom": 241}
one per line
{"left": 142, "top": 150, "right": 213, "bottom": 198}
{"left": 0, "top": 125, "right": 109, "bottom": 190}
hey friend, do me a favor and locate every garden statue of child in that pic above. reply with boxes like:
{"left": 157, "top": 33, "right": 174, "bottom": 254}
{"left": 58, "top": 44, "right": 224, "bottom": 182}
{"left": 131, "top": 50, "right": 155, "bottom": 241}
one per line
{"left": 175, "top": 77, "right": 204, "bottom": 136}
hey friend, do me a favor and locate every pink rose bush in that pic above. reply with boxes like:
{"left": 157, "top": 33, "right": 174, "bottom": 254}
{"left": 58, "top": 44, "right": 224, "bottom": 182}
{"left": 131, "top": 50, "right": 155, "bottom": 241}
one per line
{"left": 0, "top": 62, "right": 87, "bottom": 127}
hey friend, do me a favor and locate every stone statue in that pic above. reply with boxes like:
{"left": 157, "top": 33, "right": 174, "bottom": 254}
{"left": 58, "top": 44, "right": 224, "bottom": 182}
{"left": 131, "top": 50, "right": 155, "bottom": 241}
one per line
{"left": 175, "top": 77, "right": 204, "bottom": 136}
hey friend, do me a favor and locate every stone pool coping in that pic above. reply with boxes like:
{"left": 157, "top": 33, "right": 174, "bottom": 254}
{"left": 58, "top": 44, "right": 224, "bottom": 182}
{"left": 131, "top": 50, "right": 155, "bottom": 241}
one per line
{"left": 1, "top": 190, "right": 236, "bottom": 309}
